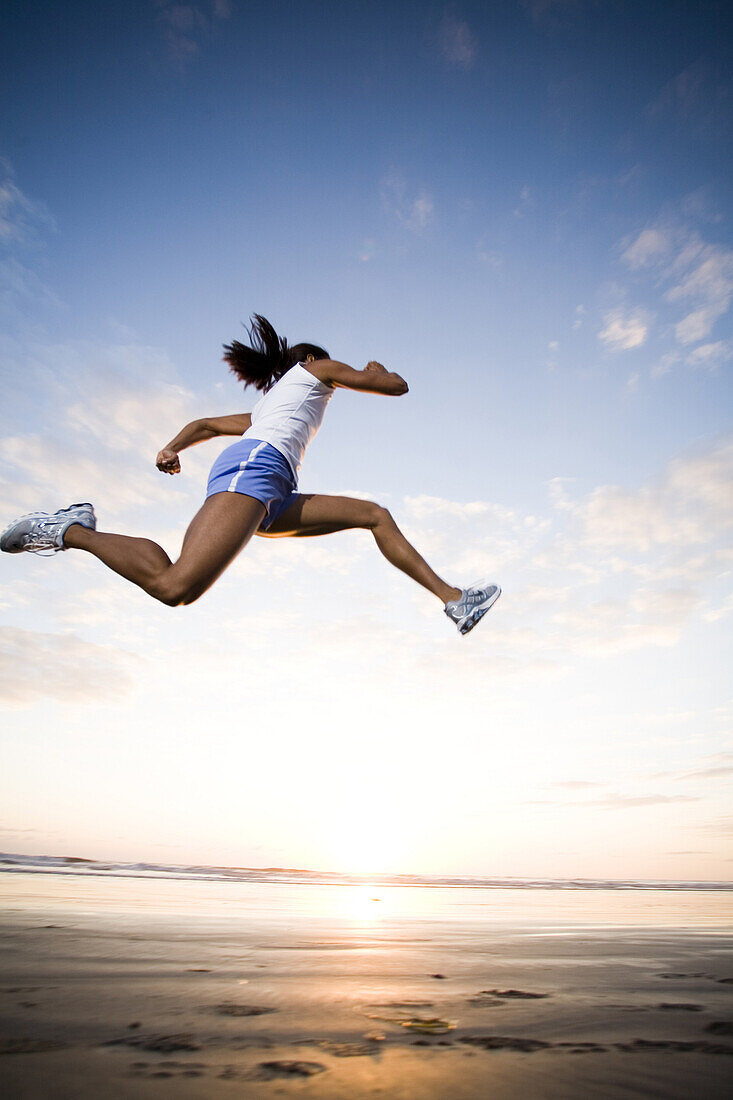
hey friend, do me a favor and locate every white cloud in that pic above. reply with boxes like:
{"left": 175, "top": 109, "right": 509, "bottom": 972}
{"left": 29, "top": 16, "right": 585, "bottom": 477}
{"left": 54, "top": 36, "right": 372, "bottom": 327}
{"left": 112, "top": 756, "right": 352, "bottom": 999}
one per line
{"left": 438, "top": 15, "right": 478, "bottom": 70}
{"left": 0, "top": 339, "right": 205, "bottom": 528}
{"left": 580, "top": 438, "right": 733, "bottom": 552}
{"left": 0, "top": 626, "right": 137, "bottom": 707}
{"left": 686, "top": 341, "right": 731, "bottom": 369}
{"left": 598, "top": 308, "right": 648, "bottom": 351}
{"left": 620, "top": 220, "right": 733, "bottom": 352}
{"left": 622, "top": 227, "right": 670, "bottom": 268}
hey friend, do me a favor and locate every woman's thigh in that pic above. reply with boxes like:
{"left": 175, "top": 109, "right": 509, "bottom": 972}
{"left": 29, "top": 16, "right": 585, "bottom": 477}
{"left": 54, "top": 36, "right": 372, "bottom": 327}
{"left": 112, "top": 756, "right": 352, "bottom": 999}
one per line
{"left": 170, "top": 491, "right": 267, "bottom": 594}
{"left": 259, "top": 493, "right": 380, "bottom": 538}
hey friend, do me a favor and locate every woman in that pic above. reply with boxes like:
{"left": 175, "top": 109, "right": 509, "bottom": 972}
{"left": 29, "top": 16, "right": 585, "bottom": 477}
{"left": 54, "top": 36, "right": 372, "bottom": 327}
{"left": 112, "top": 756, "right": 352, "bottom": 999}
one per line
{"left": 1, "top": 315, "right": 500, "bottom": 635}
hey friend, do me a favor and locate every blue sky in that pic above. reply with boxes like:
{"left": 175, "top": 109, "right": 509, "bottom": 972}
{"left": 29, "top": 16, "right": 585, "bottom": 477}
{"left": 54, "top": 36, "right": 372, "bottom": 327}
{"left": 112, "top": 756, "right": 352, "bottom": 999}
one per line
{"left": 1, "top": 1, "right": 731, "bottom": 879}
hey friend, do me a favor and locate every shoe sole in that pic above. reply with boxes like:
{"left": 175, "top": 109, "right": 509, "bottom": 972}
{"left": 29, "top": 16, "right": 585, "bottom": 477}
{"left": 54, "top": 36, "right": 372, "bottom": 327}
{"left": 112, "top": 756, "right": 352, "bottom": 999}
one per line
{"left": 458, "top": 585, "right": 502, "bottom": 635}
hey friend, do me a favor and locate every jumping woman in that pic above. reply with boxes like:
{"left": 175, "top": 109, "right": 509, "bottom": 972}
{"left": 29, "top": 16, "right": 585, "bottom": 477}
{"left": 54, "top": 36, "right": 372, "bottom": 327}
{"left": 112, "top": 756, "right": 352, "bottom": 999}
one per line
{"left": 1, "top": 315, "right": 500, "bottom": 635}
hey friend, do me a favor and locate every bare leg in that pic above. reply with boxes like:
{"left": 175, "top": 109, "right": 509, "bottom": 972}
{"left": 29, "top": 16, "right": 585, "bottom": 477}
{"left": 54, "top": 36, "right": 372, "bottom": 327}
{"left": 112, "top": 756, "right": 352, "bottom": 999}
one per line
{"left": 63, "top": 493, "right": 267, "bottom": 605}
{"left": 261, "top": 493, "right": 462, "bottom": 604}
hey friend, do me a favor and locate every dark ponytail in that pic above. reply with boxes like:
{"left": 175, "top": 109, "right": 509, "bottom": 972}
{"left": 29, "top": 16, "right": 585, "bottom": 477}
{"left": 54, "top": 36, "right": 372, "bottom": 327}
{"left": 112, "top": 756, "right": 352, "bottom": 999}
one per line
{"left": 223, "top": 313, "right": 329, "bottom": 392}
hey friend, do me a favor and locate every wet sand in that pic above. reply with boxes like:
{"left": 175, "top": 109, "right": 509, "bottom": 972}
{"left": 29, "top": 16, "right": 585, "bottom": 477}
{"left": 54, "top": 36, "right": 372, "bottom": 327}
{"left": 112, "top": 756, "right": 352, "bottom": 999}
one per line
{"left": 0, "top": 874, "right": 731, "bottom": 1098}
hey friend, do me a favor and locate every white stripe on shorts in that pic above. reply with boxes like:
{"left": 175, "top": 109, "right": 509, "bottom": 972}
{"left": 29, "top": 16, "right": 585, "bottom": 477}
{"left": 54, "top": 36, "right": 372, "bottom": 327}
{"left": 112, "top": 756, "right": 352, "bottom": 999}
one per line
{"left": 227, "top": 440, "right": 268, "bottom": 493}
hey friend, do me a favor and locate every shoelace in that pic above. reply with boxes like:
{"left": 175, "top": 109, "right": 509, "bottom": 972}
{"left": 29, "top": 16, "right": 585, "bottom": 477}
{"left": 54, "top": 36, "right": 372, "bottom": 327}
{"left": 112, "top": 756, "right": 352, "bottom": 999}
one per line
{"left": 23, "top": 519, "right": 62, "bottom": 555}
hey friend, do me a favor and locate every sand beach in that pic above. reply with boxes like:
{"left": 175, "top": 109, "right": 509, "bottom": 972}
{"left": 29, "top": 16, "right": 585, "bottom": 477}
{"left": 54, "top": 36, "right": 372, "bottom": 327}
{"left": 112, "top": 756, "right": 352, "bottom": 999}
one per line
{"left": 0, "top": 869, "right": 731, "bottom": 1098}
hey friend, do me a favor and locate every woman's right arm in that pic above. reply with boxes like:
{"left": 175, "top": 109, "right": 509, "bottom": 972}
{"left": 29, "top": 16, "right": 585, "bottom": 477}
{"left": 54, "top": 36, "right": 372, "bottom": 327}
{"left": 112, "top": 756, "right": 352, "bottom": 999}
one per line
{"left": 311, "top": 359, "right": 409, "bottom": 396}
{"left": 156, "top": 414, "right": 252, "bottom": 474}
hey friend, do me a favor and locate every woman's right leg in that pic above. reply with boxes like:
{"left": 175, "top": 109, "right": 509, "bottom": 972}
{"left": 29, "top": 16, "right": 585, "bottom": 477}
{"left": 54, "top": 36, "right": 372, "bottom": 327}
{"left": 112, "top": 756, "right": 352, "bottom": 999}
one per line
{"left": 63, "top": 492, "right": 267, "bottom": 605}
{"left": 260, "top": 493, "right": 462, "bottom": 605}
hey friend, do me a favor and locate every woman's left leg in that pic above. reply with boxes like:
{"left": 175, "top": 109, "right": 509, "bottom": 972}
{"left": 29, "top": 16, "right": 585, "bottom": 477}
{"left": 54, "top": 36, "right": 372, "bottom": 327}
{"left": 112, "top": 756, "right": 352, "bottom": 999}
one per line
{"left": 260, "top": 493, "right": 462, "bottom": 605}
{"left": 64, "top": 492, "right": 267, "bottom": 605}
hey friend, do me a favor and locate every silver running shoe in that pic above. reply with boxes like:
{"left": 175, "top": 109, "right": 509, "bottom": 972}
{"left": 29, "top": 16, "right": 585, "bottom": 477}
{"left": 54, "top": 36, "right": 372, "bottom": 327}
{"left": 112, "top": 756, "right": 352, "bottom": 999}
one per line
{"left": 0, "top": 503, "right": 96, "bottom": 555}
{"left": 445, "top": 580, "right": 501, "bottom": 636}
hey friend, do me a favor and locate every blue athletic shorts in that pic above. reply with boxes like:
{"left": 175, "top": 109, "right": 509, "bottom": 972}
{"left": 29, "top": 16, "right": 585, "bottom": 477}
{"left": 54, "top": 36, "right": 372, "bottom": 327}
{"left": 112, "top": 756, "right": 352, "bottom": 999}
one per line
{"left": 205, "top": 438, "right": 300, "bottom": 531}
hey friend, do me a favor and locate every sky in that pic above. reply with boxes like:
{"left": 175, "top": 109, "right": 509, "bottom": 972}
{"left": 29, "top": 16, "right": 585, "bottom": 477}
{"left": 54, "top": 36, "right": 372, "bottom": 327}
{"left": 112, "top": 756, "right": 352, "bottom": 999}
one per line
{"left": 0, "top": 0, "right": 731, "bottom": 881}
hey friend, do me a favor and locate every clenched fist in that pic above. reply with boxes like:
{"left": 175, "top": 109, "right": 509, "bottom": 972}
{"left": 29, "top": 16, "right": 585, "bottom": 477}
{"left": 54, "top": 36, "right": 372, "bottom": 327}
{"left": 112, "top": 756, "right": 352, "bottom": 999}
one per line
{"left": 156, "top": 448, "right": 181, "bottom": 474}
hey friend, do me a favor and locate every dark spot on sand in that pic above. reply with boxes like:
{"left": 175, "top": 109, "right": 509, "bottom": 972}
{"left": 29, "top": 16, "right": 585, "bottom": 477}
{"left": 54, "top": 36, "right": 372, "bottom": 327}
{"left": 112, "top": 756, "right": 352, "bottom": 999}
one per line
{"left": 460, "top": 1035, "right": 552, "bottom": 1053}
{"left": 0, "top": 1038, "right": 70, "bottom": 1055}
{"left": 479, "top": 989, "right": 549, "bottom": 1000}
{"left": 105, "top": 1033, "right": 201, "bottom": 1053}
{"left": 253, "top": 1060, "right": 327, "bottom": 1079}
{"left": 706, "top": 1022, "right": 733, "bottom": 1036}
{"left": 19, "top": 1002, "right": 38, "bottom": 1008}
{"left": 131, "top": 1060, "right": 208, "bottom": 1079}
{"left": 614, "top": 1039, "right": 733, "bottom": 1056}
{"left": 187, "top": 968, "right": 211, "bottom": 972}
{"left": 127, "top": 1022, "right": 141, "bottom": 1029}
{"left": 657, "top": 1002, "right": 703, "bottom": 1011}
{"left": 556, "top": 1042, "right": 607, "bottom": 1053}
{"left": 372, "top": 1001, "right": 435, "bottom": 1009}
{"left": 412, "top": 1039, "right": 432, "bottom": 1046}
{"left": 214, "top": 1003, "right": 276, "bottom": 1017}
{"left": 717, "top": 978, "right": 733, "bottom": 985}
{"left": 314, "top": 1040, "right": 382, "bottom": 1057}
{"left": 658, "top": 972, "right": 705, "bottom": 980}
{"left": 430, "top": 973, "right": 447, "bottom": 979}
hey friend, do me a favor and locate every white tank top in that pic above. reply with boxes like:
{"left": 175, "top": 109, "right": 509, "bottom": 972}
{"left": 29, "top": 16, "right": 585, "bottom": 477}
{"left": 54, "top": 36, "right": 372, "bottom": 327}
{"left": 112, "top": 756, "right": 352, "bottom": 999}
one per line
{"left": 241, "top": 363, "right": 334, "bottom": 480}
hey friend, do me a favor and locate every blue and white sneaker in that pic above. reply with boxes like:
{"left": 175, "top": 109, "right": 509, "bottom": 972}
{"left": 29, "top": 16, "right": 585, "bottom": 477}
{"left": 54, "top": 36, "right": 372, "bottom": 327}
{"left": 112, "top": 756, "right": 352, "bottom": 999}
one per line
{"left": 0, "top": 503, "right": 96, "bottom": 555}
{"left": 445, "top": 580, "right": 501, "bottom": 636}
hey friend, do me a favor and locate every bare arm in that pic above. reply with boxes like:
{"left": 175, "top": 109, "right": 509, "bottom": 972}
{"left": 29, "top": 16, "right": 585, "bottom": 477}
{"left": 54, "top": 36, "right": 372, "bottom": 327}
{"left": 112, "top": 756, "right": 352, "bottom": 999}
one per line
{"left": 156, "top": 413, "right": 252, "bottom": 474}
{"left": 307, "top": 359, "right": 409, "bottom": 396}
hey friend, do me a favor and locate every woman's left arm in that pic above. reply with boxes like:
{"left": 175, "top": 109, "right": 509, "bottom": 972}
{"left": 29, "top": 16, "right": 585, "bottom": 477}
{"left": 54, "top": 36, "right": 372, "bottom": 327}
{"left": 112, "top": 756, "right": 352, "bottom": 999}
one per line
{"left": 156, "top": 414, "right": 252, "bottom": 474}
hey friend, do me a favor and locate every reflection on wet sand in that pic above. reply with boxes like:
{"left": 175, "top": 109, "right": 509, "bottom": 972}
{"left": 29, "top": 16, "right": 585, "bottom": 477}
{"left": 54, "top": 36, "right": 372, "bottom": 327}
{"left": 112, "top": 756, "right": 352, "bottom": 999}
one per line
{"left": 0, "top": 874, "right": 731, "bottom": 1098}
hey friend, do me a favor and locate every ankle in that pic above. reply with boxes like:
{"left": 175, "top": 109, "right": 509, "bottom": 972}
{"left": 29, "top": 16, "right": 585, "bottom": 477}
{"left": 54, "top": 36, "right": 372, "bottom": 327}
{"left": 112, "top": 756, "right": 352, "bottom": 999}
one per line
{"left": 63, "top": 522, "right": 92, "bottom": 549}
{"left": 444, "top": 586, "right": 462, "bottom": 606}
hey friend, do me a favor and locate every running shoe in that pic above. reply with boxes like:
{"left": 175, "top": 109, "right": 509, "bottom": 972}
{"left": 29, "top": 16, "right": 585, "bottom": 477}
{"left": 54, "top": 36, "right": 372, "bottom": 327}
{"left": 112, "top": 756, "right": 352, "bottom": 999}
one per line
{"left": 0, "top": 503, "right": 96, "bottom": 555}
{"left": 445, "top": 580, "right": 501, "bottom": 636}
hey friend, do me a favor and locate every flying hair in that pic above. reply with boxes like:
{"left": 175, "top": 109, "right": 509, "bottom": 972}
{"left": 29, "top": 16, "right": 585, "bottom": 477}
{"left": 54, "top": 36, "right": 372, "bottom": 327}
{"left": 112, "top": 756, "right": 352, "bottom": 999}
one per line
{"left": 223, "top": 313, "right": 329, "bottom": 392}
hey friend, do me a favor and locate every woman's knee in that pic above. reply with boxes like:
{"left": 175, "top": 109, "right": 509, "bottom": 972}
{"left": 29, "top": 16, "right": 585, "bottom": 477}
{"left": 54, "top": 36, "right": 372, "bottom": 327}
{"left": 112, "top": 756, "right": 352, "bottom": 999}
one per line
{"left": 367, "top": 503, "right": 394, "bottom": 530}
{"left": 150, "top": 575, "right": 203, "bottom": 607}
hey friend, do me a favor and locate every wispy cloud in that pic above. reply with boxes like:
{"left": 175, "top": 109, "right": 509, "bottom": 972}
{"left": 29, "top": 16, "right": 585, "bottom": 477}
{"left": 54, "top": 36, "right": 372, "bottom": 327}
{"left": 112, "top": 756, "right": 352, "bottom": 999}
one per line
{"left": 580, "top": 437, "right": 733, "bottom": 553}
{"left": 598, "top": 308, "right": 649, "bottom": 351}
{"left": 0, "top": 627, "right": 137, "bottom": 707}
{"left": 520, "top": 0, "right": 599, "bottom": 28}
{"left": 583, "top": 794, "right": 700, "bottom": 808}
{"left": 550, "top": 780, "right": 606, "bottom": 790}
{"left": 380, "top": 170, "right": 434, "bottom": 234}
{"left": 652, "top": 754, "right": 733, "bottom": 782}
{"left": 0, "top": 162, "right": 59, "bottom": 320}
{"left": 0, "top": 339, "right": 203, "bottom": 525}
{"left": 620, "top": 219, "right": 733, "bottom": 353}
{"left": 647, "top": 60, "right": 732, "bottom": 141}
{"left": 154, "top": 0, "right": 232, "bottom": 63}
{"left": 0, "top": 161, "right": 54, "bottom": 244}
{"left": 438, "top": 14, "right": 478, "bottom": 70}
{"left": 530, "top": 792, "right": 700, "bottom": 809}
